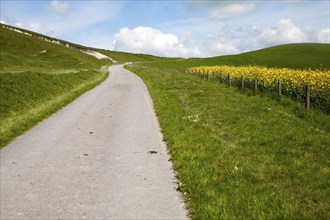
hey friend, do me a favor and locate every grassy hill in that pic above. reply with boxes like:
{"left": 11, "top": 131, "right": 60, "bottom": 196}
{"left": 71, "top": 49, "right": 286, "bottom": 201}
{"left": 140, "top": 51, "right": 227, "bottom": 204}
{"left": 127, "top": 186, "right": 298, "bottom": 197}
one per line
{"left": 0, "top": 25, "right": 112, "bottom": 147}
{"left": 0, "top": 25, "right": 111, "bottom": 74}
{"left": 180, "top": 43, "right": 330, "bottom": 70}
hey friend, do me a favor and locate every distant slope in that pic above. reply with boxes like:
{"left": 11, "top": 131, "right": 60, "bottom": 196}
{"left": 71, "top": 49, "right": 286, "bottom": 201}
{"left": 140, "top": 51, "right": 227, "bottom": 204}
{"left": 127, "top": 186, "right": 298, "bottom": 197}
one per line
{"left": 97, "top": 49, "right": 173, "bottom": 63}
{"left": 183, "top": 43, "right": 330, "bottom": 70}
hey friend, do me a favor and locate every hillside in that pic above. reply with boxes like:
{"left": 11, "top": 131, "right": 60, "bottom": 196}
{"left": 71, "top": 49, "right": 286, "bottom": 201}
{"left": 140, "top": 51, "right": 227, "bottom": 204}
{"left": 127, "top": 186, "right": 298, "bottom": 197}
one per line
{"left": 0, "top": 25, "right": 111, "bottom": 74}
{"left": 97, "top": 49, "right": 170, "bottom": 63}
{"left": 0, "top": 25, "right": 110, "bottom": 147}
{"left": 182, "top": 43, "right": 330, "bottom": 70}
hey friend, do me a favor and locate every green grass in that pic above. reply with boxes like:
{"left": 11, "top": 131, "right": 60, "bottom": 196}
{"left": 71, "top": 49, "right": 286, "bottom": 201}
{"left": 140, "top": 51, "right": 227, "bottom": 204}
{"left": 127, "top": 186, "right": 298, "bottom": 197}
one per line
{"left": 182, "top": 43, "right": 330, "bottom": 70}
{"left": 0, "top": 26, "right": 110, "bottom": 74}
{"left": 1, "top": 23, "right": 329, "bottom": 218}
{"left": 126, "top": 60, "right": 330, "bottom": 219}
{"left": 0, "top": 25, "right": 110, "bottom": 147}
{"left": 0, "top": 71, "right": 108, "bottom": 147}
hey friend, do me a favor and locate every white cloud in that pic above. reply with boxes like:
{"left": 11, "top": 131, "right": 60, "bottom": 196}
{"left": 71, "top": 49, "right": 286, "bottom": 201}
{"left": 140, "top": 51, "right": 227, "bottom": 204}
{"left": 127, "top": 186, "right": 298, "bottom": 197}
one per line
{"left": 318, "top": 29, "right": 330, "bottom": 43}
{"left": 202, "top": 19, "right": 327, "bottom": 55}
{"left": 202, "top": 33, "right": 240, "bottom": 56}
{"left": 257, "top": 19, "right": 317, "bottom": 46}
{"left": 112, "top": 19, "right": 328, "bottom": 58}
{"left": 112, "top": 26, "right": 201, "bottom": 57}
{"left": 49, "top": 0, "right": 71, "bottom": 15}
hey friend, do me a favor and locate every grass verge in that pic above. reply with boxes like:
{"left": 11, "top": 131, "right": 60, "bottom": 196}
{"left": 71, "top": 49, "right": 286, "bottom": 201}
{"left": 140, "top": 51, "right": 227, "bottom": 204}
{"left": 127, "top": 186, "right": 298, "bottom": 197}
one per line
{"left": 126, "top": 61, "right": 330, "bottom": 219}
{"left": 0, "top": 25, "right": 112, "bottom": 148}
{"left": 0, "top": 71, "right": 108, "bottom": 148}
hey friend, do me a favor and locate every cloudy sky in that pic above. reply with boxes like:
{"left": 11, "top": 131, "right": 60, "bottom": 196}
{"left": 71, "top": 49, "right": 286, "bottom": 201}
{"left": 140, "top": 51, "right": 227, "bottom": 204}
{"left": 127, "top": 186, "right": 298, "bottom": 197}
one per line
{"left": 1, "top": 0, "right": 329, "bottom": 58}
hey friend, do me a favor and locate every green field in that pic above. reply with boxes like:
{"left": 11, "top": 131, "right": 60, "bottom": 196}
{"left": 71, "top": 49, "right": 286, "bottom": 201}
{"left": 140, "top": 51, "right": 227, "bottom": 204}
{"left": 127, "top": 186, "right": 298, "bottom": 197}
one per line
{"left": 125, "top": 44, "right": 330, "bottom": 219}
{"left": 0, "top": 26, "right": 110, "bottom": 147}
{"left": 1, "top": 23, "right": 329, "bottom": 219}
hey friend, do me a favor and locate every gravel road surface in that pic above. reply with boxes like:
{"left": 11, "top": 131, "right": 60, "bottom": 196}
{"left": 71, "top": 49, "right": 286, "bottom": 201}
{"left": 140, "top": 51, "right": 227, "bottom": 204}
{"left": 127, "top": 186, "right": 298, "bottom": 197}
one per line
{"left": 0, "top": 65, "right": 187, "bottom": 219}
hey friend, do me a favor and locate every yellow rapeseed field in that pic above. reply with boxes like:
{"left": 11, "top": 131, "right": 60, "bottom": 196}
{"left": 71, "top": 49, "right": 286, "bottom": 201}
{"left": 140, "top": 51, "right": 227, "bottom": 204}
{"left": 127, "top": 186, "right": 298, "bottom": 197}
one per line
{"left": 186, "top": 65, "right": 330, "bottom": 94}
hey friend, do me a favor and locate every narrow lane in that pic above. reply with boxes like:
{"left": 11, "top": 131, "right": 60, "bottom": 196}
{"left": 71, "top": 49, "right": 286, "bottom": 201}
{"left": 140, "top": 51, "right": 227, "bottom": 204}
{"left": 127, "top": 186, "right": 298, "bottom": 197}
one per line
{"left": 0, "top": 65, "right": 187, "bottom": 219}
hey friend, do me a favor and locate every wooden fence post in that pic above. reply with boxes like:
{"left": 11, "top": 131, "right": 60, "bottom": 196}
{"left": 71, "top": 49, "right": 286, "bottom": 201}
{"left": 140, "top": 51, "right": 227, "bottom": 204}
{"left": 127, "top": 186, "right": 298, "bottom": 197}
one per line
{"left": 241, "top": 76, "right": 245, "bottom": 90}
{"left": 228, "top": 74, "right": 231, "bottom": 86}
{"left": 305, "top": 85, "right": 310, "bottom": 111}
{"left": 278, "top": 79, "right": 282, "bottom": 98}
{"left": 254, "top": 78, "right": 258, "bottom": 94}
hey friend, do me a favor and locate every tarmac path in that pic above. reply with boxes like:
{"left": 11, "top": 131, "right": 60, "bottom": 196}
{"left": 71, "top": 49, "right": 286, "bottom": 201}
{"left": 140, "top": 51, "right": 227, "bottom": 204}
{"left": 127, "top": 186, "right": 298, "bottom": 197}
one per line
{"left": 0, "top": 64, "right": 187, "bottom": 219}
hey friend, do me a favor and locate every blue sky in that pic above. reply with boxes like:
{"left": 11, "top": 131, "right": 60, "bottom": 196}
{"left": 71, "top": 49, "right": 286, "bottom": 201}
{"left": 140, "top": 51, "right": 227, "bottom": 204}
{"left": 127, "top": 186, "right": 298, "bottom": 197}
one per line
{"left": 1, "top": 0, "right": 329, "bottom": 57}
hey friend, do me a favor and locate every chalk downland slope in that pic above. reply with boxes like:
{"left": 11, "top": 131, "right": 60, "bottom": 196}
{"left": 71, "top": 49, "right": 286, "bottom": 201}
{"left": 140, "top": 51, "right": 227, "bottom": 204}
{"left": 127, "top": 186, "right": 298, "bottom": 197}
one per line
{"left": 0, "top": 25, "right": 110, "bottom": 147}
{"left": 1, "top": 23, "right": 114, "bottom": 62}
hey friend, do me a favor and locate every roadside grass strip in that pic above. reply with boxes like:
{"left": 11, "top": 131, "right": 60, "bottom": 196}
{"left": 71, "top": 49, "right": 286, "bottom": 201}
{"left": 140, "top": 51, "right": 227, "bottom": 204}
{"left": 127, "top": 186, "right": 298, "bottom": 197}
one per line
{"left": 0, "top": 71, "right": 108, "bottom": 147}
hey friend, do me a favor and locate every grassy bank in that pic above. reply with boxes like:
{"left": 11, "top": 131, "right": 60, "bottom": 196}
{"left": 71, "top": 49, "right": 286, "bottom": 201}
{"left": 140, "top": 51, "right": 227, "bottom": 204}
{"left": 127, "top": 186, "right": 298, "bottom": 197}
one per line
{"left": 0, "top": 71, "right": 108, "bottom": 147}
{"left": 126, "top": 61, "right": 330, "bottom": 219}
{"left": 0, "top": 25, "right": 111, "bottom": 147}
